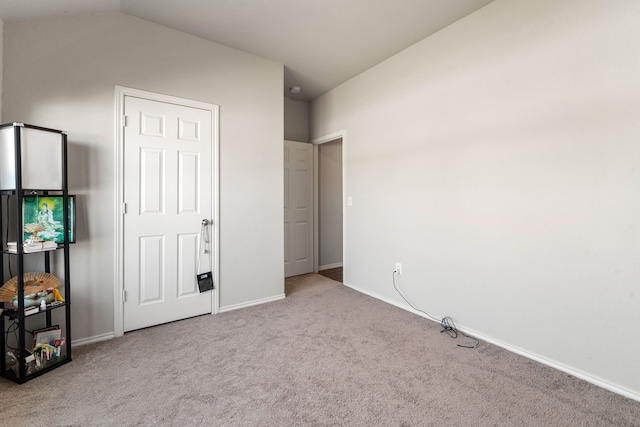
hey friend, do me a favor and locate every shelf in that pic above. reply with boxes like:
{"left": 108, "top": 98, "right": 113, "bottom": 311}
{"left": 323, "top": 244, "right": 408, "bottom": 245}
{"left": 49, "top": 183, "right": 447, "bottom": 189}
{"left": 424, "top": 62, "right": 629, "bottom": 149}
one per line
{"left": 0, "top": 189, "right": 66, "bottom": 195}
{"left": 2, "top": 246, "right": 66, "bottom": 255}
{"left": 0, "top": 122, "right": 71, "bottom": 384}
{"left": 2, "top": 302, "right": 68, "bottom": 319}
{"left": 1, "top": 356, "right": 70, "bottom": 384}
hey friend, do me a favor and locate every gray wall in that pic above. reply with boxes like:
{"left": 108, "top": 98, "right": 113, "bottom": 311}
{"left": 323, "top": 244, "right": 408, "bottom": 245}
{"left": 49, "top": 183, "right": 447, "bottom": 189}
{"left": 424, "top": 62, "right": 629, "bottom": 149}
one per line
{"left": 3, "top": 13, "right": 284, "bottom": 341}
{"left": 284, "top": 97, "right": 309, "bottom": 142}
{"left": 0, "top": 17, "right": 3, "bottom": 121}
{"left": 318, "top": 138, "right": 342, "bottom": 268}
{"left": 311, "top": 0, "right": 640, "bottom": 399}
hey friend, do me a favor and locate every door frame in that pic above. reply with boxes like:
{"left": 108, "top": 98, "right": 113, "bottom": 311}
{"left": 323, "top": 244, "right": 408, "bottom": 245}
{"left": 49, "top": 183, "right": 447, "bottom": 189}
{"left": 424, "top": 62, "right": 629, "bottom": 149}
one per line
{"left": 311, "top": 130, "right": 347, "bottom": 274}
{"left": 113, "top": 86, "right": 220, "bottom": 337}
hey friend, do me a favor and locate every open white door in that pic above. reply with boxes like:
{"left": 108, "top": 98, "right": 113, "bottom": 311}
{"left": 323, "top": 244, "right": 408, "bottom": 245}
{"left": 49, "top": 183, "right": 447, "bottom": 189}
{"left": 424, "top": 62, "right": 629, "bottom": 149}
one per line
{"left": 284, "top": 140, "right": 313, "bottom": 277}
{"left": 122, "top": 95, "right": 215, "bottom": 332}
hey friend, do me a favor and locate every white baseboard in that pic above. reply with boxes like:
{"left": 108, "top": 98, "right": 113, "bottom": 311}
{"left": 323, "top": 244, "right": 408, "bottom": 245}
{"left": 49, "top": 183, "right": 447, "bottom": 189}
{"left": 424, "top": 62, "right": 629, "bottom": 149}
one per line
{"left": 342, "top": 281, "right": 640, "bottom": 404}
{"left": 461, "top": 325, "right": 640, "bottom": 403}
{"left": 72, "top": 332, "right": 116, "bottom": 347}
{"left": 219, "top": 293, "right": 285, "bottom": 313}
{"left": 74, "top": 294, "right": 286, "bottom": 346}
{"left": 319, "top": 262, "right": 343, "bottom": 271}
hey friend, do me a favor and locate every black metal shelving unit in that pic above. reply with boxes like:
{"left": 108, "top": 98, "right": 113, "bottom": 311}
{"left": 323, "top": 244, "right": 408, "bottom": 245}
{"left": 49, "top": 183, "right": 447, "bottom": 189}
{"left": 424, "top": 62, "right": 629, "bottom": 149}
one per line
{"left": 0, "top": 123, "right": 72, "bottom": 383}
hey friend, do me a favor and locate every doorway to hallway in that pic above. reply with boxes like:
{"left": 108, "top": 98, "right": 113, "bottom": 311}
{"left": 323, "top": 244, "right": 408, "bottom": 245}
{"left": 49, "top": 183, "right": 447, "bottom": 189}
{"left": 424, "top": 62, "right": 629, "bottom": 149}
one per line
{"left": 318, "top": 267, "right": 343, "bottom": 283}
{"left": 316, "top": 138, "right": 343, "bottom": 274}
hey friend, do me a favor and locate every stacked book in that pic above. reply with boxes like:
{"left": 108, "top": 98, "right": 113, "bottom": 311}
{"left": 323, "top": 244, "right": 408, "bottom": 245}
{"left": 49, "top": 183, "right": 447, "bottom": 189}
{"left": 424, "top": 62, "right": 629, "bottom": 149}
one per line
{"left": 24, "top": 306, "right": 39, "bottom": 316}
{"left": 7, "top": 241, "right": 57, "bottom": 253}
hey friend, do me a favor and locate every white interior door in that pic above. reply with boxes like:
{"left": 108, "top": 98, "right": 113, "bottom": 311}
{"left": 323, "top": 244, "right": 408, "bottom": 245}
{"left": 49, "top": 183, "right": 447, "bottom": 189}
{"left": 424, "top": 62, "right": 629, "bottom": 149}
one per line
{"left": 123, "top": 95, "right": 213, "bottom": 332}
{"left": 284, "top": 140, "right": 313, "bottom": 277}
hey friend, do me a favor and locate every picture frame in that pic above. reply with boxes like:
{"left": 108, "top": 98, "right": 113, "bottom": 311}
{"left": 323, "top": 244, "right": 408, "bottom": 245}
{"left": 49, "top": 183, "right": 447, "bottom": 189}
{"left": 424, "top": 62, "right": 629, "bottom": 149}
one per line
{"left": 32, "top": 325, "right": 61, "bottom": 347}
{"left": 22, "top": 195, "right": 76, "bottom": 244}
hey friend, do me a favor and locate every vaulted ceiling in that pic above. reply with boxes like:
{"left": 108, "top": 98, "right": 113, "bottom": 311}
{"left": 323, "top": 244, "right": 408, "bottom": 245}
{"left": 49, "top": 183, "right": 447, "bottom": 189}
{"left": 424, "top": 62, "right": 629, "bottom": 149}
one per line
{"left": 0, "top": 0, "right": 494, "bottom": 101}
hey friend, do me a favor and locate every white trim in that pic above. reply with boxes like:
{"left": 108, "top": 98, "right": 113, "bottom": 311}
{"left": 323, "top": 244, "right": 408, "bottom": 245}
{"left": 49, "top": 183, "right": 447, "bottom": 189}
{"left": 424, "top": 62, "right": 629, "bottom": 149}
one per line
{"left": 113, "top": 87, "right": 125, "bottom": 337}
{"left": 313, "top": 144, "right": 319, "bottom": 272}
{"left": 218, "top": 294, "right": 285, "bottom": 313}
{"left": 319, "top": 262, "right": 343, "bottom": 271}
{"left": 113, "top": 86, "right": 220, "bottom": 337}
{"left": 72, "top": 332, "right": 116, "bottom": 347}
{"left": 311, "top": 130, "right": 347, "bottom": 276}
{"left": 460, "top": 328, "right": 640, "bottom": 403}
{"left": 343, "top": 281, "right": 440, "bottom": 324}
{"left": 342, "top": 280, "right": 640, "bottom": 404}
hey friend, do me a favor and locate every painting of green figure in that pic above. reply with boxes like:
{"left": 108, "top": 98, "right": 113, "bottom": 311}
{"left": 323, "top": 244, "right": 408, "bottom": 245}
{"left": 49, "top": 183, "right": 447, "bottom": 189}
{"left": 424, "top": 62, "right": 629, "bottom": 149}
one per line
{"left": 22, "top": 196, "right": 75, "bottom": 244}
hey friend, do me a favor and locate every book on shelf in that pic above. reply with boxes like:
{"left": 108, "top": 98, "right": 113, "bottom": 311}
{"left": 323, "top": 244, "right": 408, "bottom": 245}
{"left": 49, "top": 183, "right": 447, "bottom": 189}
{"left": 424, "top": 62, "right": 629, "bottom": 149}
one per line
{"left": 24, "top": 306, "right": 39, "bottom": 316}
{"left": 7, "top": 241, "right": 57, "bottom": 253}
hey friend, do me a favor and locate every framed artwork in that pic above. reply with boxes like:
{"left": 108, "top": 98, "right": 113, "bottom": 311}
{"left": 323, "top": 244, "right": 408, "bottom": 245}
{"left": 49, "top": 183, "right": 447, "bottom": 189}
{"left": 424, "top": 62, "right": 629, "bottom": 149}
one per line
{"left": 22, "top": 195, "right": 76, "bottom": 244}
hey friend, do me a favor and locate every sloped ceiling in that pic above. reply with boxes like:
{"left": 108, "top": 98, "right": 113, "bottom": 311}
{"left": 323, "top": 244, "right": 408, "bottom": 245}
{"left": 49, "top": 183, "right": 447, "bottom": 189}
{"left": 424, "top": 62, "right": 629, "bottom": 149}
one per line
{"left": 0, "top": 0, "right": 494, "bottom": 101}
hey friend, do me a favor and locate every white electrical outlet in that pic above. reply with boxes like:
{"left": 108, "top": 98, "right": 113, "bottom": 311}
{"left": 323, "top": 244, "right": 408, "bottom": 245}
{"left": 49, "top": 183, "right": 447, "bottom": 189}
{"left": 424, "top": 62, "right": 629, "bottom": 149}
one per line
{"left": 395, "top": 262, "right": 402, "bottom": 275}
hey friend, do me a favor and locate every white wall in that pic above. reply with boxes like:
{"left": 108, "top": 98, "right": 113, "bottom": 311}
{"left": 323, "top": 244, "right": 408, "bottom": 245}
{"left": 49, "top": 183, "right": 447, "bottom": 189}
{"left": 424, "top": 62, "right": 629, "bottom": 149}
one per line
{"left": 318, "top": 138, "right": 342, "bottom": 268}
{"left": 311, "top": 0, "right": 640, "bottom": 399}
{"left": 3, "top": 13, "right": 284, "bottom": 341}
{"left": 284, "top": 96, "right": 309, "bottom": 142}
{"left": 0, "top": 17, "right": 3, "bottom": 121}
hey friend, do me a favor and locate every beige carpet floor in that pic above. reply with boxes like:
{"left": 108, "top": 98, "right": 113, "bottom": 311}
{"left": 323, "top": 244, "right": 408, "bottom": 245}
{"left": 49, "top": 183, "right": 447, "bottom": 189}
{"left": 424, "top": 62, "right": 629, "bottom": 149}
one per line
{"left": 1, "top": 273, "right": 639, "bottom": 426}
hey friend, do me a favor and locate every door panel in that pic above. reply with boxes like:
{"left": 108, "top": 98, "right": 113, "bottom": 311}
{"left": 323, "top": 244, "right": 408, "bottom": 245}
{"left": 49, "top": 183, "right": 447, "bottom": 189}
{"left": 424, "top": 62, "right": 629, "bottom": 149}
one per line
{"left": 177, "top": 233, "right": 199, "bottom": 297}
{"left": 178, "top": 152, "right": 199, "bottom": 213}
{"left": 140, "top": 148, "right": 165, "bottom": 214}
{"left": 139, "top": 235, "right": 164, "bottom": 304}
{"left": 284, "top": 140, "right": 313, "bottom": 277}
{"left": 124, "top": 95, "right": 213, "bottom": 332}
